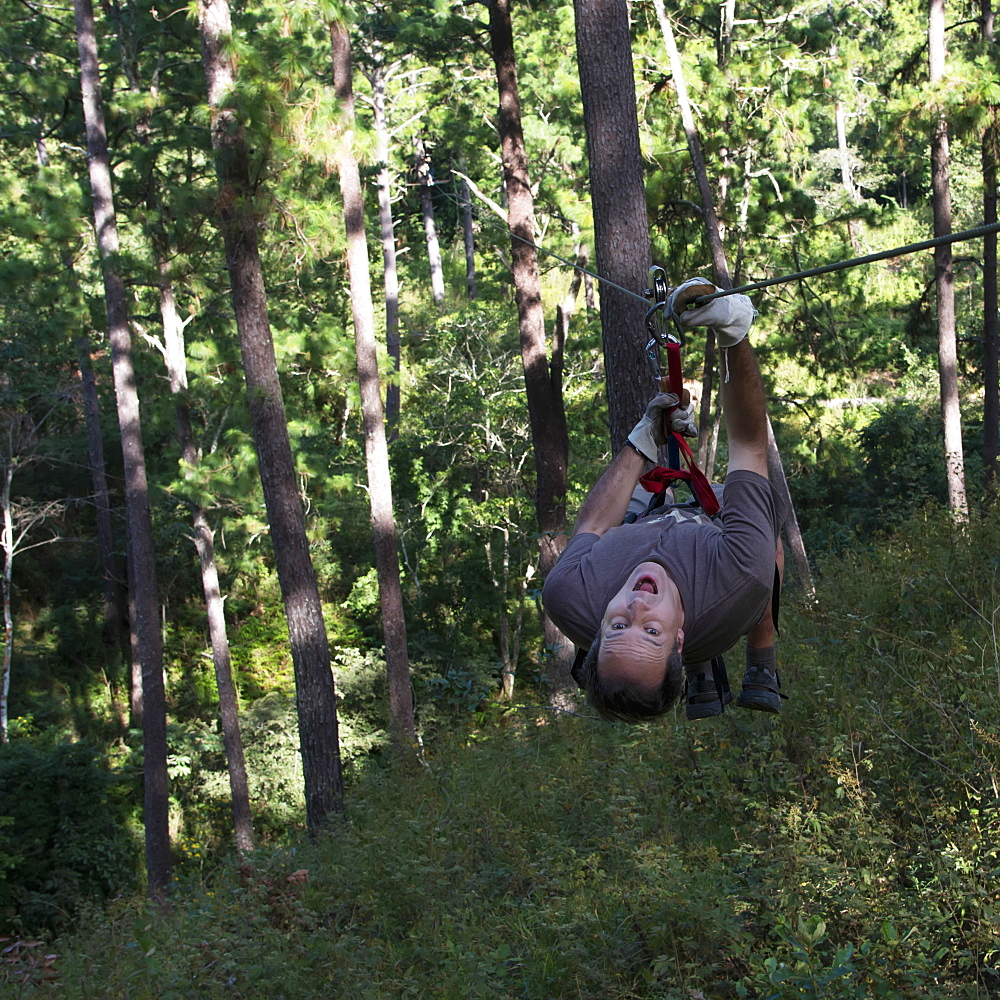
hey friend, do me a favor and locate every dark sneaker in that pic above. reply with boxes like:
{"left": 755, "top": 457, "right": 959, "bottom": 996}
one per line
{"left": 736, "top": 664, "right": 783, "bottom": 713}
{"left": 686, "top": 662, "right": 733, "bottom": 720}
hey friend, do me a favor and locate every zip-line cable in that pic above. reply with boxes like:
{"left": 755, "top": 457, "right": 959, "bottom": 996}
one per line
{"left": 693, "top": 220, "right": 1000, "bottom": 303}
{"left": 446, "top": 178, "right": 1000, "bottom": 306}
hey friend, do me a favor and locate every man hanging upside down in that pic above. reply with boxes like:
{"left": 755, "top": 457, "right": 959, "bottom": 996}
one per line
{"left": 542, "top": 278, "right": 787, "bottom": 723}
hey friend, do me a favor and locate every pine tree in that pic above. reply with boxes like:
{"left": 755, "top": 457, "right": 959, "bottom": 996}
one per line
{"left": 574, "top": 0, "right": 652, "bottom": 449}
{"left": 198, "top": 0, "right": 344, "bottom": 828}
{"left": 330, "top": 17, "right": 416, "bottom": 753}
{"left": 74, "top": 0, "right": 171, "bottom": 893}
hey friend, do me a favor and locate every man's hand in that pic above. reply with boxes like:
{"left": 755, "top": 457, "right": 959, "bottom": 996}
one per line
{"left": 668, "top": 277, "right": 756, "bottom": 349}
{"left": 670, "top": 399, "right": 697, "bottom": 438}
{"left": 627, "top": 392, "right": 681, "bottom": 461}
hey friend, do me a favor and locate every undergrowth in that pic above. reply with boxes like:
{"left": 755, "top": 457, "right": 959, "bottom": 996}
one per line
{"left": 8, "top": 505, "right": 1000, "bottom": 998}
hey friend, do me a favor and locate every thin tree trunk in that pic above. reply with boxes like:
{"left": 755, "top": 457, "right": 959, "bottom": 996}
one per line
{"left": 555, "top": 244, "right": 588, "bottom": 351}
{"left": 459, "top": 167, "right": 477, "bottom": 300}
{"left": 152, "top": 256, "right": 255, "bottom": 855}
{"left": 766, "top": 420, "right": 814, "bottom": 598}
{"left": 835, "top": 101, "right": 860, "bottom": 204}
{"left": 414, "top": 136, "right": 445, "bottom": 306}
{"left": 369, "top": 67, "right": 401, "bottom": 435}
{"left": 331, "top": 21, "right": 416, "bottom": 751}
{"left": 1, "top": 461, "right": 13, "bottom": 743}
{"left": 199, "top": 0, "right": 344, "bottom": 827}
{"left": 655, "top": 1, "right": 731, "bottom": 471}
{"left": 75, "top": 337, "right": 129, "bottom": 676}
{"left": 717, "top": 0, "right": 735, "bottom": 68}
{"left": 74, "top": 0, "right": 170, "bottom": 894}
{"left": 488, "top": 0, "right": 574, "bottom": 693}
{"left": 655, "top": 0, "right": 814, "bottom": 593}
{"left": 574, "top": 0, "right": 652, "bottom": 448}
{"left": 929, "top": 0, "right": 969, "bottom": 517}
{"left": 983, "top": 0, "right": 998, "bottom": 489}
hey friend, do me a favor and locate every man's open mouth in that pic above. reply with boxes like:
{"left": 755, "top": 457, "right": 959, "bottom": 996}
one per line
{"left": 634, "top": 576, "right": 658, "bottom": 594}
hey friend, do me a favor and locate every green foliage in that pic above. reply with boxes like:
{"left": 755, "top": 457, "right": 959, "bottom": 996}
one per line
{"left": 0, "top": 740, "right": 138, "bottom": 931}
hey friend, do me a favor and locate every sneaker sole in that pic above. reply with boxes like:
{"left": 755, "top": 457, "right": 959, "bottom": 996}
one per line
{"left": 736, "top": 690, "right": 781, "bottom": 713}
{"left": 686, "top": 690, "right": 733, "bottom": 720}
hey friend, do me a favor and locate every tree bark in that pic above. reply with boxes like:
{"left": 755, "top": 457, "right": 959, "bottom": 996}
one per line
{"left": 199, "top": 0, "right": 344, "bottom": 827}
{"left": 74, "top": 0, "right": 171, "bottom": 894}
{"left": 1, "top": 459, "right": 13, "bottom": 743}
{"left": 488, "top": 0, "right": 575, "bottom": 692}
{"left": 459, "top": 167, "right": 477, "bottom": 300}
{"left": 929, "top": 0, "right": 969, "bottom": 517}
{"left": 368, "top": 64, "right": 402, "bottom": 434}
{"left": 835, "top": 101, "right": 860, "bottom": 204}
{"left": 331, "top": 21, "right": 416, "bottom": 752}
{"left": 152, "top": 255, "right": 255, "bottom": 855}
{"left": 75, "top": 337, "right": 128, "bottom": 680}
{"left": 983, "top": 0, "right": 998, "bottom": 489}
{"left": 414, "top": 136, "right": 446, "bottom": 306}
{"left": 574, "top": 0, "right": 652, "bottom": 449}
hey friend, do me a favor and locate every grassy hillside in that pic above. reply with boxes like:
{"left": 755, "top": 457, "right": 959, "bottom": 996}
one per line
{"left": 5, "top": 505, "right": 1000, "bottom": 999}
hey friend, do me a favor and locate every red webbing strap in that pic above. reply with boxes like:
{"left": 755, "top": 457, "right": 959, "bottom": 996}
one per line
{"left": 643, "top": 339, "right": 720, "bottom": 517}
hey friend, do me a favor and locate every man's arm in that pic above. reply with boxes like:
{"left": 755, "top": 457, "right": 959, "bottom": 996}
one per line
{"left": 718, "top": 339, "right": 769, "bottom": 478}
{"left": 572, "top": 444, "right": 647, "bottom": 537}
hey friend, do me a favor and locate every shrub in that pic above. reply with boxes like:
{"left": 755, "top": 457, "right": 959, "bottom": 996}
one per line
{"left": 0, "top": 740, "right": 138, "bottom": 931}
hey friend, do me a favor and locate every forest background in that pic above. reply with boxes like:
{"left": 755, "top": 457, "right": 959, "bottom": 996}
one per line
{"left": 2, "top": 0, "right": 1000, "bottom": 996}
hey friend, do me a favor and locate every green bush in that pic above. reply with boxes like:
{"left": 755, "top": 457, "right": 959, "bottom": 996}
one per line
{"left": 0, "top": 740, "right": 138, "bottom": 931}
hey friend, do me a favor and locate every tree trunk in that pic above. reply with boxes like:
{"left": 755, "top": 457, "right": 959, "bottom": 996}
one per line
{"left": 370, "top": 67, "right": 402, "bottom": 435}
{"left": 74, "top": 0, "right": 171, "bottom": 894}
{"left": 983, "top": 0, "right": 998, "bottom": 489}
{"left": 555, "top": 244, "right": 588, "bottom": 352}
{"left": 488, "top": 0, "right": 575, "bottom": 693}
{"left": 331, "top": 21, "right": 416, "bottom": 752}
{"left": 655, "top": 0, "right": 814, "bottom": 593}
{"left": 75, "top": 337, "right": 128, "bottom": 678}
{"left": 574, "top": 0, "right": 652, "bottom": 449}
{"left": 717, "top": 0, "right": 735, "bottom": 68}
{"left": 1, "top": 461, "right": 13, "bottom": 743}
{"left": 654, "top": 1, "right": 731, "bottom": 471}
{"left": 766, "top": 420, "right": 814, "bottom": 598}
{"left": 153, "top": 257, "right": 255, "bottom": 855}
{"left": 414, "top": 136, "right": 445, "bottom": 306}
{"left": 835, "top": 101, "right": 860, "bottom": 204}
{"left": 459, "top": 167, "right": 477, "bottom": 300}
{"left": 929, "top": 0, "right": 969, "bottom": 517}
{"left": 199, "top": 0, "right": 344, "bottom": 828}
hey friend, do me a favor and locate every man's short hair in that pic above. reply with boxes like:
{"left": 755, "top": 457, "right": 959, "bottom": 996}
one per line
{"left": 576, "top": 630, "right": 684, "bottom": 723}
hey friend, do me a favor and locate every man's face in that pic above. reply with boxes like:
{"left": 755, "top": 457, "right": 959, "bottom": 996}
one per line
{"left": 597, "top": 561, "right": 684, "bottom": 690}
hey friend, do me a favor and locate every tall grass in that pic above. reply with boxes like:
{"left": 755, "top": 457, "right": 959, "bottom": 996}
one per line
{"left": 16, "top": 506, "right": 1000, "bottom": 999}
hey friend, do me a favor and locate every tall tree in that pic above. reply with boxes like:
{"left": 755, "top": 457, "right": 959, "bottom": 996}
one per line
{"left": 198, "top": 0, "right": 344, "bottom": 828}
{"left": 414, "top": 135, "right": 446, "bottom": 306}
{"left": 574, "top": 0, "right": 651, "bottom": 449}
{"left": 330, "top": 18, "right": 416, "bottom": 753}
{"left": 74, "top": 0, "right": 171, "bottom": 893}
{"left": 983, "top": 0, "right": 998, "bottom": 489}
{"left": 653, "top": 1, "right": 814, "bottom": 596}
{"left": 143, "top": 267, "right": 255, "bottom": 855}
{"left": 929, "top": 0, "right": 968, "bottom": 517}
{"left": 487, "top": 0, "right": 573, "bottom": 691}
{"left": 359, "top": 48, "right": 404, "bottom": 433}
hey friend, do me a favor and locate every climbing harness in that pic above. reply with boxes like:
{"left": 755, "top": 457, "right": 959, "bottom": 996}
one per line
{"left": 639, "top": 266, "right": 720, "bottom": 517}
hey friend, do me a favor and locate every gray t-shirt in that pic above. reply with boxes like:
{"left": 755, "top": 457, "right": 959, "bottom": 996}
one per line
{"left": 541, "top": 470, "right": 783, "bottom": 663}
